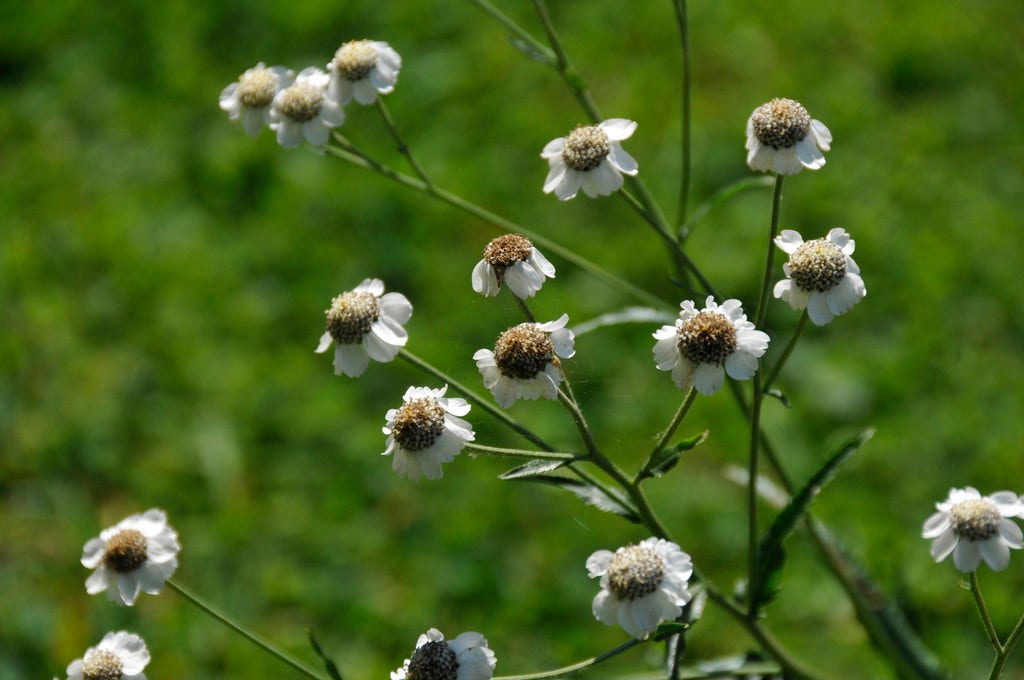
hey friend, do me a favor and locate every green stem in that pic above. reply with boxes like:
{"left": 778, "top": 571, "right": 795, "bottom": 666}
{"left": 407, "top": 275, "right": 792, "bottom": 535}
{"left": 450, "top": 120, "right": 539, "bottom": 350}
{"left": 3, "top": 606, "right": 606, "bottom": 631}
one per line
{"left": 167, "top": 580, "right": 325, "bottom": 680}
{"left": 530, "top": 0, "right": 601, "bottom": 121}
{"left": 747, "top": 373, "right": 765, "bottom": 616}
{"left": 397, "top": 349, "right": 553, "bottom": 452}
{"left": 512, "top": 293, "right": 538, "bottom": 323}
{"left": 467, "top": 0, "right": 557, "bottom": 65}
{"left": 465, "top": 442, "right": 582, "bottom": 461}
{"left": 637, "top": 388, "right": 697, "bottom": 482}
{"left": 494, "top": 639, "right": 642, "bottom": 680}
{"left": 672, "top": 0, "right": 692, "bottom": 227}
{"left": 971, "top": 571, "right": 1003, "bottom": 653}
{"left": 324, "top": 139, "right": 667, "bottom": 309}
{"left": 375, "top": 99, "right": 431, "bottom": 188}
{"left": 754, "top": 174, "right": 785, "bottom": 328}
{"left": 679, "top": 176, "right": 774, "bottom": 242}
{"left": 762, "top": 310, "right": 809, "bottom": 393}
{"left": 989, "top": 610, "right": 1024, "bottom": 679}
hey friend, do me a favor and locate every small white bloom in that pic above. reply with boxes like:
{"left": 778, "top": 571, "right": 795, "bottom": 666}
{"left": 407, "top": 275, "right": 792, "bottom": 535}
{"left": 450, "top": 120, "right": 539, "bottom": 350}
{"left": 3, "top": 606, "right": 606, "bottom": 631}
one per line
{"left": 541, "top": 119, "right": 639, "bottom": 200}
{"left": 81, "top": 509, "right": 180, "bottom": 606}
{"left": 587, "top": 537, "right": 693, "bottom": 639}
{"left": 316, "top": 278, "right": 412, "bottom": 378}
{"left": 922, "top": 487, "right": 1023, "bottom": 572}
{"left": 382, "top": 385, "right": 475, "bottom": 481}
{"left": 66, "top": 631, "right": 150, "bottom": 680}
{"left": 269, "top": 67, "right": 344, "bottom": 148}
{"left": 471, "top": 233, "right": 555, "bottom": 299}
{"left": 391, "top": 628, "right": 496, "bottom": 680}
{"left": 652, "top": 296, "right": 769, "bottom": 396}
{"left": 473, "top": 315, "right": 575, "bottom": 408}
{"left": 745, "top": 98, "right": 832, "bottom": 175}
{"left": 220, "top": 63, "right": 294, "bottom": 136}
{"left": 773, "top": 228, "right": 866, "bottom": 326}
{"left": 328, "top": 39, "right": 402, "bottom": 106}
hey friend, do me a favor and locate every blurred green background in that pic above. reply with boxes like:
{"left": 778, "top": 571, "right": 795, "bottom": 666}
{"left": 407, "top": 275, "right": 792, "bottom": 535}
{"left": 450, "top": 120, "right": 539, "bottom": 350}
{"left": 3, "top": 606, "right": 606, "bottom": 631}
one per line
{"left": 3, "top": 1, "right": 1023, "bottom": 678}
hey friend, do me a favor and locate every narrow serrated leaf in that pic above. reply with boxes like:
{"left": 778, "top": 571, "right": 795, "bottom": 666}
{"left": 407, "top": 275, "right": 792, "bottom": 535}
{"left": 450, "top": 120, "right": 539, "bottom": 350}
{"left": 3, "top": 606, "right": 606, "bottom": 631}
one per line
{"left": 751, "top": 428, "right": 874, "bottom": 610}
{"left": 499, "top": 458, "right": 571, "bottom": 480}
{"left": 571, "top": 306, "right": 676, "bottom": 336}
{"left": 514, "top": 475, "right": 640, "bottom": 521}
{"left": 643, "top": 430, "right": 709, "bottom": 479}
{"left": 653, "top": 621, "right": 690, "bottom": 641}
{"left": 308, "top": 630, "right": 344, "bottom": 680}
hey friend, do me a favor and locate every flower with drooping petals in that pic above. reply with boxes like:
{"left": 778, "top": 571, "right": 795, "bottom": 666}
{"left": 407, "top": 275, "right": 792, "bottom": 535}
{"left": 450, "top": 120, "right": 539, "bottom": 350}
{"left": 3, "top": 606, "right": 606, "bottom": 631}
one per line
{"left": 220, "top": 63, "right": 294, "bottom": 136}
{"left": 81, "top": 508, "right": 180, "bottom": 606}
{"left": 587, "top": 537, "right": 693, "bottom": 639}
{"left": 383, "top": 385, "right": 475, "bottom": 481}
{"left": 773, "top": 228, "right": 866, "bottom": 326}
{"left": 316, "top": 278, "right": 412, "bottom": 378}
{"left": 474, "top": 315, "right": 575, "bottom": 407}
{"left": 328, "top": 39, "right": 402, "bottom": 106}
{"left": 652, "top": 297, "right": 769, "bottom": 395}
{"left": 66, "top": 631, "right": 150, "bottom": 680}
{"left": 391, "top": 628, "right": 496, "bottom": 680}
{"left": 471, "top": 234, "right": 555, "bottom": 299}
{"left": 922, "top": 487, "right": 1023, "bottom": 572}
{"left": 269, "top": 67, "right": 344, "bottom": 148}
{"left": 745, "top": 98, "right": 831, "bottom": 175}
{"left": 541, "top": 119, "right": 638, "bottom": 200}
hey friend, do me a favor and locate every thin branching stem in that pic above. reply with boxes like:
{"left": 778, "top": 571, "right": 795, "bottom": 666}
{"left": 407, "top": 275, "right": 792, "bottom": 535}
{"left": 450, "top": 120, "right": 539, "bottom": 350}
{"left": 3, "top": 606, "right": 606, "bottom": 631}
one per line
{"left": 762, "top": 310, "right": 809, "bottom": 393}
{"left": 375, "top": 98, "right": 431, "bottom": 188}
{"left": 465, "top": 442, "right": 582, "bottom": 461}
{"left": 494, "top": 639, "right": 642, "bottom": 680}
{"left": 467, "top": 0, "right": 557, "bottom": 65}
{"left": 637, "top": 388, "right": 697, "bottom": 482}
{"left": 970, "top": 571, "right": 1003, "bottom": 653}
{"left": 989, "top": 610, "right": 1024, "bottom": 679}
{"left": 754, "top": 174, "right": 785, "bottom": 328}
{"left": 672, "top": 0, "right": 692, "bottom": 227}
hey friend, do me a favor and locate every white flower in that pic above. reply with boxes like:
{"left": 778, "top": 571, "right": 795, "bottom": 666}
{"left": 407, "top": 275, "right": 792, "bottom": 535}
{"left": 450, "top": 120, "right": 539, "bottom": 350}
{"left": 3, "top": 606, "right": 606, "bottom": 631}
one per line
{"left": 391, "top": 628, "right": 496, "bottom": 680}
{"left": 316, "top": 278, "right": 412, "bottom": 378}
{"left": 81, "top": 509, "right": 180, "bottom": 606}
{"left": 652, "top": 296, "right": 769, "bottom": 396}
{"left": 473, "top": 315, "right": 575, "bottom": 408}
{"left": 382, "top": 385, "right": 475, "bottom": 481}
{"left": 587, "top": 537, "right": 693, "bottom": 639}
{"left": 745, "top": 98, "right": 832, "bottom": 175}
{"left": 773, "top": 228, "right": 866, "bottom": 326}
{"left": 922, "top": 487, "right": 1023, "bottom": 572}
{"left": 269, "top": 67, "right": 344, "bottom": 148}
{"left": 328, "top": 39, "right": 402, "bottom": 106}
{"left": 471, "top": 233, "right": 555, "bottom": 299}
{"left": 67, "top": 631, "right": 150, "bottom": 680}
{"left": 219, "top": 63, "right": 294, "bottom": 136}
{"left": 541, "top": 119, "right": 639, "bottom": 200}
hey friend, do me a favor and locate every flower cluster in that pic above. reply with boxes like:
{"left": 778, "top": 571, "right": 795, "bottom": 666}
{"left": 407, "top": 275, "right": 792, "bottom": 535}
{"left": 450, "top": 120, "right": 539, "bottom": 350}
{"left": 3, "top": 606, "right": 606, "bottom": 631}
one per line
{"left": 922, "top": 487, "right": 1024, "bottom": 572}
{"left": 383, "top": 385, "right": 475, "bottom": 481}
{"left": 220, "top": 39, "right": 402, "bottom": 148}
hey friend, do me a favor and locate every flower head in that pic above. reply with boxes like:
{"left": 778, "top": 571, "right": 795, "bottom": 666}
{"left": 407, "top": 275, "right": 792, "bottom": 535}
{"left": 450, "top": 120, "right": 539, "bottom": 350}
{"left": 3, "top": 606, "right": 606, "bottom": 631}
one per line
{"left": 922, "top": 487, "right": 1023, "bottom": 572}
{"left": 473, "top": 315, "right": 575, "bottom": 408}
{"left": 220, "top": 63, "right": 294, "bottom": 136}
{"left": 773, "top": 228, "right": 866, "bottom": 326}
{"left": 652, "top": 297, "right": 769, "bottom": 395}
{"left": 66, "top": 631, "right": 150, "bottom": 680}
{"left": 587, "top": 538, "right": 693, "bottom": 639}
{"left": 383, "top": 385, "right": 475, "bottom": 481}
{"left": 542, "top": 119, "right": 639, "bottom": 200}
{"left": 391, "top": 628, "right": 496, "bottom": 680}
{"left": 269, "top": 67, "right": 344, "bottom": 148}
{"left": 745, "top": 98, "right": 832, "bottom": 175}
{"left": 328, "top": 39, "right": 402, "bottom": 106}
{"left": 316, "top": 278, "right": 412, "bottom": 377}
{"left": 81, "top": 509, "right": 180, "bottom": 606}
{"left": 471, "top": 234, "right": 556, "bottom": 299}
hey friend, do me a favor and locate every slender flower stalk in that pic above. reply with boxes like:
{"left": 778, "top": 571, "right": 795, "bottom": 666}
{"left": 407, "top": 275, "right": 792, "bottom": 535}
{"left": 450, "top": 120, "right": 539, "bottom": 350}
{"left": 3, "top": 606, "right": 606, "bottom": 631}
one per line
{"left": 989, "top": 612, "right": 1024, "bottom": 679}
{"left": 493, "top": 639, "right": 641, "bottom": 680}
{"left": 375, "top": 98, "right": 432, "bottom": 188}
{"left": 755, "top": 175, "right": 785, "bottom": 327}
{"left": 762, "top": 310, "right": 809, "bottom": 393}
{"left": 637, "top": 388, "right": 697, "bottom": 482}
{"left": 970, "top": 571, "right": 1002, "bottom": 653}
{"left": 167, "top": 580, "right": 326, "bottom": 680}
{"left": 672, "top": 0, "right": 692, "bottom": 227}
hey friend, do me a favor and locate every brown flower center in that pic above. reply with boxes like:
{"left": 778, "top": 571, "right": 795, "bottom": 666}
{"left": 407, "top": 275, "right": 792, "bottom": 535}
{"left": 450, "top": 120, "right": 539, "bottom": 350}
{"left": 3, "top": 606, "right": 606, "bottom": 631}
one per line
{"left": 102, "top": 528, "right": 148, "bottom": 573}
{"left": 82, "top": 649, "right": 124, "bottom": 680}
{"left": 279, "top": 82, "right": 323, "bottom": 122}
{"left": 789, "top": 238, "right": 847, "bottom": 292}
{"left": 237, "top": 66, "right": 279, "bottom": 108}
{"left": 751, "top": 98, "right": 811, "bottom": 149}
{"left": 325, "top": 290, "right": 380, "bottom": 344}
{"left": 677, "top": 311, "right": 737, "bottom": 366}
{"left": 407, "top": 640, "right": 459, "bottom": 680}
{"left": 494, "top": 324, "right": 555, "bottom": 380}
{"left": 606, "top": 544, "right": 666, "bottom": 601}
{"left": 333, "top": 40, "right": 378, "bottom": 81}
{"left": 950, "top": 499, "right": 1001, "bottom": 541}
{"left": 392, "top": 398, "right": 446, "bottom": 451}
{"left": 562, "top": 125, "right": 610, "bottom": 172}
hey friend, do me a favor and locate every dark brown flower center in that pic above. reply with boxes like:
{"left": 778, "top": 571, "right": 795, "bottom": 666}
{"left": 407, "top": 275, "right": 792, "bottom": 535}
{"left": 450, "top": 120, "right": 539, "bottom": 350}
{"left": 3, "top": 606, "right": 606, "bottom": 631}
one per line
{"left": 751, "top": 98, "right": 811, "bottom": 149}
{"left": 325, "top": 291, "right": 380, "bottom": 344}
{"left": 607, "top": 544, "right": 666, "bottom": 601}
{"left": 333, "top": 40, "right": 378, "bottom": 81}
{"left": 407, "top": 640, "right": 459, "bottom": 680}
{"left": 562, "top": 125, "right": 610, "bottom": 172}
{"left": 102, "top": 528, "right": 148, "bottom": 573}
{"left": 392, "top": 398, "right": 446, "bottom": 451}
{"left": 789, "top": 238, "right": 847, "bottom": 292}
{"left": 677, "top": 311, "right": 737, "bottom": 366}
{"left": 494, "top": 324, "right": 554, "bottom": 379}
{"left": 950, "top": 499, "right": 1001, "bottom": 541}
{"left": 483, "top": 234, "right": 533, "bottom": 268}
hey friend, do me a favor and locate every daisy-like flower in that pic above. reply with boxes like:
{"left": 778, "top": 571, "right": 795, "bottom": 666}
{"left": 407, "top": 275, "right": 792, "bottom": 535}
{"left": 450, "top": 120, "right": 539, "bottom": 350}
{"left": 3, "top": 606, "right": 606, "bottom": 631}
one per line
{"left": 316, "top": 278, "right": 412, "bottom": 378}
{"left": 922, "top": 487, "right": 1023, "bottom": 572}
{"left": 541, "top": 119, "right": 639, "bottom": 200}
{"left": 587, "top": 537, "right": 694, "bottom": 639}
{"left": 745, "top": 98, "right": 832, "bottom": 175}
{"left": 391, "top": 628, "right": 496, "bottom": 680}
{"left": 328, "top": 39, "right": 402, "bottom": 106}
{"left": 471, "top": 233, "right": 555, "bottom": 299}
{"left": 473, "top": 315, "right": 575, "bottom": 408}
{"left": 382, "top": 385, "right": 475, "bottom": 481}
{"left": 773, "top": 228, "right": 866, "bottom": 326}
{"left": 219, "top": 62, "right": 294, "bottom": 136}
{"left": 269, "top": 67, "right": 344, "bottom": 148}
{"left": 66, "top": 631, "right": 150, "bottom": 680}
{"left": 652, "top": 296, "right": 769, "bottom": 396}
{"left": 81, "top": 508, "right": 180, "bottom": 606}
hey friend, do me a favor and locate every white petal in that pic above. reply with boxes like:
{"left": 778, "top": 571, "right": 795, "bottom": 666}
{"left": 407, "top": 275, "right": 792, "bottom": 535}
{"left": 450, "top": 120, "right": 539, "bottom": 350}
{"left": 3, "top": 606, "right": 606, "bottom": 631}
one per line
{"left": 746, "top": 142, "right": 774, "bottom": 172}
{"left": 670, "top": 358, "right": 695, "bottom": 390}
{"left": 472, "top": 260, "right": 499, "bottom": 296}
{"left": 999, "top": 519, "right": 1024, "bottom": 548}
{"left": 369, "top": 316, "right": 408, "bottom": 347}
{"left": 364, "top": 327, "right": 402, "bottom": 361}
{"left": 529, "top": 248, "right": 556, "bottom": 277}
{"left": 608, "top": 144, "right": 638, "bottom": 175}
{"left": 85, "top": 567, "right": 111, "bottom": 594}
{"left": 379, "top": 292, "right": 413, "bottom": 324}
{"left": 693, "top": 363, "right": 725, "bottom": 395}
{"left": 775, "top": 229, "right": 805, "bottom": 253}
{"left": 952, "top": 541, "right": 982, "bottom": 572}
{"left": 930, "top": 529, "right": 958, "bottom": 561}
{"left": 592, "top": 589, "right": 620, "bottom": 625}
{"left": 319, "top": 101, "right": 345, "bottom": 127}
{"left": 303, "top": 120, "right": 330, "bottom": 147}
{"left": 554, "top": 171, "right": 582, "bottom": 201}
{"left": 811, "top": 119, "right": 832, "bottom": 150}
{"left": 581, "top": 161, "right": 623, "bottom": 197}
{"left": 276, "top": 120, "right": 304, "bottom": 148}
{"left": 353, "top": 79, "right": 378, "bottom": 105}
{"left": 795, "top": 137, "right": 826, "bottom": 169}
{"left": 241, "top": 107, "right": 265, "bottom": 136}
{"left": 504, "top": 264, "right": 538, "bottom": 298}
{"left": 806, "top": 292, "right": 834, "bottom": 326}
{"left": 118, "top": 572, "right": 142, "bottom": 605}
{"left": 599, "top": 118, "right": 637, "bottom": 141}
{"left": 979, "top": 538, "right": 1011, "bottom": 571}
{"left": 922, "top": 511, "right": 950, "bottom": 538}
{"left": 772, "top": 147, "right": 804, "bottom": 175}
{"left": 541, "top": 137, "right": 565, "bottom": 157}
{"left": 827, "top": 276, "right": 864, "bottom": 316}
{"left": 725, "top": 351, "right": 759, "bottom": 380}
{"left": 586, "top": 550, "right": 614, "bottom": 576}
{"left": 334, "top": 344, "right": 369, "bottom": 377}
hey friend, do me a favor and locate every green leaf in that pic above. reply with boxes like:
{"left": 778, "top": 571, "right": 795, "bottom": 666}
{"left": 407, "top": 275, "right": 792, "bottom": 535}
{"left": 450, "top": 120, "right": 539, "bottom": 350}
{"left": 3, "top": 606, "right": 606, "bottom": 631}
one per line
{"left": 498, "top": 459, "right": 571, "bottom": 480}
{"left": 751, "top": 428, "right": 874, "bottom": 611}
{"left": 653, "top": 620, "right": 689, "bottom": 641}
{"left": 641, "top": 430, "right": 708, "bottom": 480}
{"left": 514, "top": 475, "right": 640, "bottom": 522}
{"left": 308, "top": 629, "right": 344, "bottom": 680}
{"left": 571, "top": 306, "right": 676, "bottom": 337}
